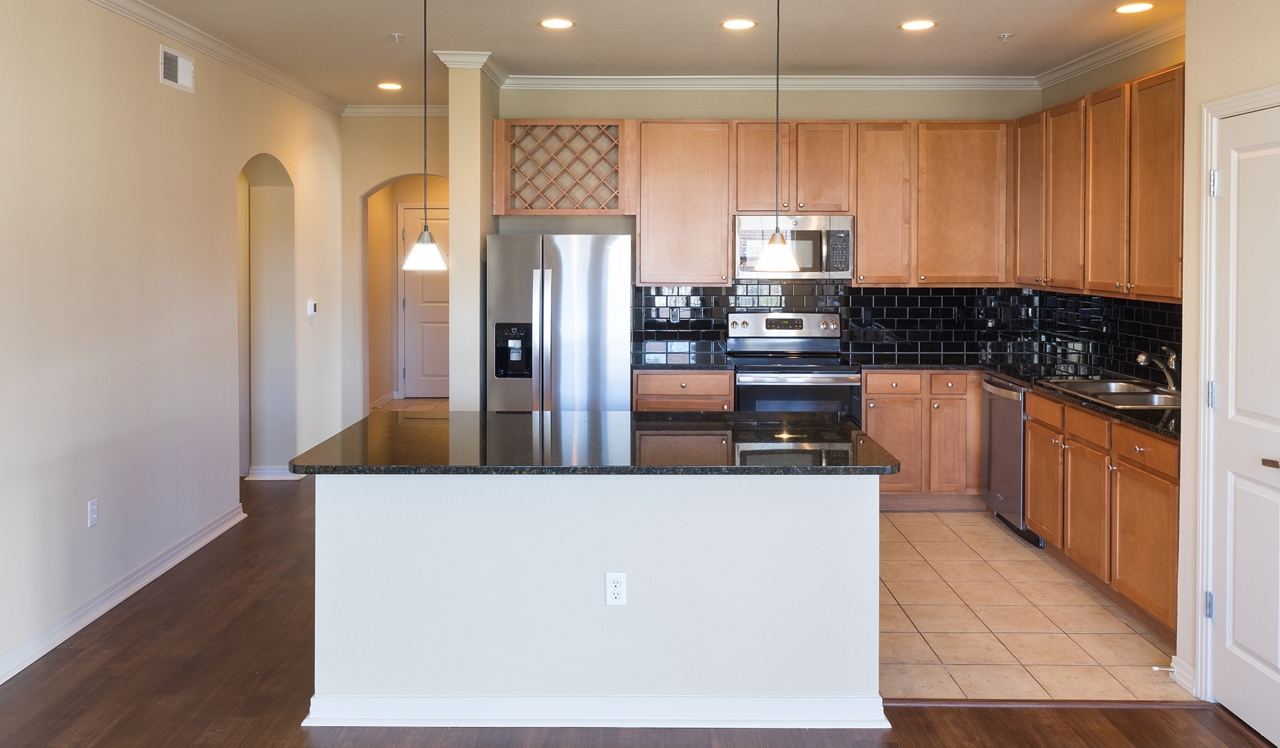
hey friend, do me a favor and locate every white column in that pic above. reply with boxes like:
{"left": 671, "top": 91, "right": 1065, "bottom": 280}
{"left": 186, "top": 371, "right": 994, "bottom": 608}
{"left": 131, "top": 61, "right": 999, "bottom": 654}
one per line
{"left": 437, "top": 52, "right": 502, "bottom": 410}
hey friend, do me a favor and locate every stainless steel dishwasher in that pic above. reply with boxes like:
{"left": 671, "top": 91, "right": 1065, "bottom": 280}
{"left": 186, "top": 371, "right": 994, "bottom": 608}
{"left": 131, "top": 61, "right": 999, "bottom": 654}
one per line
{"left": 980, "top": 374, "right": 1029, "bottom": 529}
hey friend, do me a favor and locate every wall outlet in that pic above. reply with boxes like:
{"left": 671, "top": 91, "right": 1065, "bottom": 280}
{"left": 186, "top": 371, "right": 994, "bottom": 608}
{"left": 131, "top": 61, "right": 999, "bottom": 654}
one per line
{"left": 605, "top": 572, "right": 626, "bottom": 606}
{"left": 87, "top": 498, "right": 99, "bottom": 528}
{"left": 306, "top": 300, "right": 319, "bottom": 316}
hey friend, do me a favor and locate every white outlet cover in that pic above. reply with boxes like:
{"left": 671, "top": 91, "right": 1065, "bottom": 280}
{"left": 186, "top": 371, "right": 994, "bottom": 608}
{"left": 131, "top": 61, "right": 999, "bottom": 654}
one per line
{"left": 87, "top": 498, "right": 99, "bottom": 528}
{"left": 605, "top": 572, "right": 626, "bottom": 606}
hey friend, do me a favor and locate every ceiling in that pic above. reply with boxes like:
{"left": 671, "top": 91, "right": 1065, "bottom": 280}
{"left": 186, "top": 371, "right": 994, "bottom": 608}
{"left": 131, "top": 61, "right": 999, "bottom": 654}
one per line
{"left": 141, "top": 0, "right": 1184, "bottom": 106}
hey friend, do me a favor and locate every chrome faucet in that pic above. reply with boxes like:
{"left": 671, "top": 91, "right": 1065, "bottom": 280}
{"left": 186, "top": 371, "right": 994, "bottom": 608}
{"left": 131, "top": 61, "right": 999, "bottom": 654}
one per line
{"left": 1137, "top": 347, "right": 1178, "bottom": 392}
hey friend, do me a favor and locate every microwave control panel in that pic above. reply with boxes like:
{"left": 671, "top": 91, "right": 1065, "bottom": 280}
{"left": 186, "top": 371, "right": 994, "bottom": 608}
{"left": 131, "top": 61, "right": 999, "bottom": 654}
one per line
{"left": 828, "top": 230, "right": 851, "bottom": 272}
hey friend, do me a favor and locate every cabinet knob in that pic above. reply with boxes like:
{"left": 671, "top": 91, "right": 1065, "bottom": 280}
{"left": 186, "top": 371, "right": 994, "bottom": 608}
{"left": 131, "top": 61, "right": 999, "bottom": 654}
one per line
{"left": 782, "top": 203, "right": 788, "bottom": 208}
{"left": 1126, "top": 283, "right": 1135, "bottom": 291}
{"left": 1133, "top": 446, "right": 1145, "bottom": 453}
{"left": 1043, "top": 278, "right": 1051, "bottom": 285}
{"left": 722, "top": 275, "right": 728, "bottom": 280}
{"left": 947, "top": 382, "right": 954, "bottom": 388}
{"left": 868, "top": 403, "right": 875, "bottom": 409}
{"left": 1108, "top": 464, "right": 1120, "bottom": 472}
{"left": 1050, "top": 439, "right": 1060, "bottom": 445}
{"left": 1061, "top": 443, "right": 1070, "bottom": 450}
{"left": 1035, "top": 277, "right": 1043, "bottom": 283}
{"left": 722, "top": 439, "right": 727, "bottom": 444}
{"left": 933, "top": 403, "right": 940, "bottom": 409}
{"left": 858, "top": 275, "right": 865, "bottom": 281}
{"left": 798, "top": 203, "right": 804, "bottom": 208}
{"left": 920, "top": 275, "right": 927, "bottom": 281}
{"left": 722, "top": 405, "right": 729, "bottom": 410}
{"left": 681, "top": 383, "right": 687, "bottom": 388}
{"left": 891, "top": 382, "right": 898, "bottom": 388}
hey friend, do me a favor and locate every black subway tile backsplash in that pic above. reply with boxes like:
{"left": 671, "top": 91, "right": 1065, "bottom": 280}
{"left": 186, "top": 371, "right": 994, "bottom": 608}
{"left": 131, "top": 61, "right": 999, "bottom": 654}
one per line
{"left": 633, "top": 285, "right": 1181, "bottom": 385}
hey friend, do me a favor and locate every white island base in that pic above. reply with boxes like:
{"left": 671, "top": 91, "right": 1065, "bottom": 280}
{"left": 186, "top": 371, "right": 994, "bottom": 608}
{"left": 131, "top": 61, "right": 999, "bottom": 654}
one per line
{"left": 303, "top": 473, "right": 887, "bottom": 729}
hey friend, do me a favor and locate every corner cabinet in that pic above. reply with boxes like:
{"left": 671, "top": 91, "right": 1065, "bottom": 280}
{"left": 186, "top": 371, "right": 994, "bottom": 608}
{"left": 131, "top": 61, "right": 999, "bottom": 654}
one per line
{"left": 916, "top": 122, "right": 1009, "bottom": 285}
{"left": 637, "top": 122, "right": 732, "bottom": 286}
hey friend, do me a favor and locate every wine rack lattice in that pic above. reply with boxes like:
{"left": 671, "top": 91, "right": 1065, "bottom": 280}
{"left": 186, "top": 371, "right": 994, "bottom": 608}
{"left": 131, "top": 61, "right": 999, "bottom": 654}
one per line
{"left": 509, "top": 124, "right": 621, "bottom": 212}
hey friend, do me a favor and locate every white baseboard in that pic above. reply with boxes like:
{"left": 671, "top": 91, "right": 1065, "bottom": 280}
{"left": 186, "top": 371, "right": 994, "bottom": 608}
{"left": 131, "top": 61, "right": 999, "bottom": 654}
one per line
{"left": 302, "top": 696, "right": 891, "bottom": 729}
{"left": 1171, "top": 655, "right": 1198, "bottom": 698}
{"left": 370, "top": 392, "right": 394, "bottom": 409}
{"left": 244, "top": 466, "right": 304, "bottom": 481}
{"left": 0, "top": 504, "right": 247, "bottom": 687}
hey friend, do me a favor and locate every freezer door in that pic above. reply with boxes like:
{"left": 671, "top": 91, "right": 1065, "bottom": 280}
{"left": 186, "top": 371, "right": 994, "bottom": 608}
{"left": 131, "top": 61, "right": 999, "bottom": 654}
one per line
{"left": 542, "top": 235, "right": 633, "bottom": 411}
{"left": 486, "top": 235, "right": 543, "bottom": 411}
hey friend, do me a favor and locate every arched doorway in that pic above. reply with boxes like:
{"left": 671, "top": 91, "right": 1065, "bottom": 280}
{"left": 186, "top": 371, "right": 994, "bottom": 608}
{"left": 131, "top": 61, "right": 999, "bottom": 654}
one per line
{"left": 238, "top": 154, "right": 299, "bottom": 480}
{"left": 364, "top": 174, "right": 449, "bottom": 409}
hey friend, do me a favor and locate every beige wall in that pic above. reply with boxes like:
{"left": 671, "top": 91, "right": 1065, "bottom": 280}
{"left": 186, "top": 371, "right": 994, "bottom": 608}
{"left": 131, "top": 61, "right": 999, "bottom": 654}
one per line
{"left": 500, "top": 87, "right": 1043, "bottom": 121}
{"left": 339, "top": 114, "right": 448, "bottom": 419}
{"left": 1176, "top": 0, "right": 1280, "bottom": 680}
{"left": 0, "top": 0, "right": 343, "bottom": 681}
{"left": 1041, "top": 36, "right": 1186, "bottom": 109}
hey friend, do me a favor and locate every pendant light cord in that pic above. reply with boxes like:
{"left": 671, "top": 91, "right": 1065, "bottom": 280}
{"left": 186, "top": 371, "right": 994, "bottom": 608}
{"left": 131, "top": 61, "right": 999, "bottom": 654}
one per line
{"left": 774, "top": 0, "right": 780, "bottom": 234}
{"left": 422, "top": 0, "right": 428, "bottom": 228}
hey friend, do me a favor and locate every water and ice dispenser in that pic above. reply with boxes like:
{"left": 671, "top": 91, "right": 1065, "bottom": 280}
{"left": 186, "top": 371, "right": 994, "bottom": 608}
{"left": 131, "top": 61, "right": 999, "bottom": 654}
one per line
{"left": 494, "top": 323, "right": 533, "bottom": 378}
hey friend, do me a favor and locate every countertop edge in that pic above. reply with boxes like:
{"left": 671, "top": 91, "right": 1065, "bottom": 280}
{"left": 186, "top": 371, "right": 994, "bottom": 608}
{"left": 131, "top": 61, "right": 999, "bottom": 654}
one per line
{"left": 289, "top": 464, "right": 901, "bottom": 476}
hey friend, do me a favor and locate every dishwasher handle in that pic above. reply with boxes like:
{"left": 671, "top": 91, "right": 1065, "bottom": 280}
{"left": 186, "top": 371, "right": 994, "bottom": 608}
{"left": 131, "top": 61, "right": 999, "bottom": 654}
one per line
{"left": 982, "top": 379, "right": 1026, "bottom": 402}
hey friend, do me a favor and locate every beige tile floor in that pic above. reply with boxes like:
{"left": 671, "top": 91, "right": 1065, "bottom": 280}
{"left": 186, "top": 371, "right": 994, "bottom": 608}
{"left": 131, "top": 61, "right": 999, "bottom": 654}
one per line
{"left": 374, "top": 398, "right": 449, "bottom": 412}
{"left": 880, "top": 510, "right": 1193, "bottom": 701}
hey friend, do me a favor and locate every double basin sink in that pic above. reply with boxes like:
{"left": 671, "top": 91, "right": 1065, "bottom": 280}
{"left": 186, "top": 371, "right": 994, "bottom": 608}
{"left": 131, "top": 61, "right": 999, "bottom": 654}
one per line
{"left": 1042, "top": 379, "right": 1180, "bottom": 410}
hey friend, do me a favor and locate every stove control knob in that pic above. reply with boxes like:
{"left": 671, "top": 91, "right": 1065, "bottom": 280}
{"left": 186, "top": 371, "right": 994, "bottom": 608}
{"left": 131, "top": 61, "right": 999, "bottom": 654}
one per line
{"left": 731, "top": 321, "right": 739, "bottom": 329}
{"left": 819, "top": 320, "right": 829, "bottom": 330}
{"left": 742, "top": 320, "right": 750, "bottom": 329}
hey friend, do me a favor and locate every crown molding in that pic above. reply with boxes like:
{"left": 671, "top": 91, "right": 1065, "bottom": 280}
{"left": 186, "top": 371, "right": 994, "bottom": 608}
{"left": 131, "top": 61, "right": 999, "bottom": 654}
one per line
{"left": 87, "top": 0, "right": 346, "bottom": 114}
{"left": 433, "top": 51, "right": 508, "bottom": 88}
{"left": 501, "top": 74, "right": 1041, "bottom": 92}
{"left": 342, "top": 105, "right": 449, "bottom": 117}
{"left": 1036, "top": 15, "right": 1185, "bottom": 89}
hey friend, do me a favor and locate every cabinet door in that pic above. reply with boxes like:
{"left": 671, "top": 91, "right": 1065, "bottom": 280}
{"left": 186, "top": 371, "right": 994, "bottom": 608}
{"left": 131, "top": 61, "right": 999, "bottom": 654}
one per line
{"left": 1046, "top": 99, "right": 1086, "bottom": 291}
{"left": 1129, "top": 66, "right": 1184, "bottom": 300}
{"left": 1064, "top": 439, "right": 1111, "bottom": 581}
{"left": 1015, "top": 112, "right": 1047, "bottom": 286}
{"left": 1025, "top": 420, "right": 1065, "bottom": 548}
{"left": 1111, "top": 463, "right": 1179, "bottom": 628}
{"left": 639, "top": 122, "right": 731, "bottom": 285}
{"left": 928, "top": 398, "right": 967, "bottom": 493}
{"left": 1085, "top": 84, "right": 1130, "bottom": 293}
{"left": 865, "top": 397, "right": 922, "bottom": 493}
{"left": 795, "top": 122, "right": 853, "bottom": 212}
{"left": 856, "top": 123, "right": 913, "bottom": 285}
{"left": 917, "top": 122, "right": 1008, "bottom": 284}
{"left": 636, "top": 432, "right": 732, "bottom": 466}
{"left": 735, "top": 122, "right": 791, "bottom": 212}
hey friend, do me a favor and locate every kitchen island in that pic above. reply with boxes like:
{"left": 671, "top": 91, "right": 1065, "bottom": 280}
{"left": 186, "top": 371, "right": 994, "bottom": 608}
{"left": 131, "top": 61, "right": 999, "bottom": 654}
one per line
{"left": 290, "top": 410, "right": 897, "bottom": 729}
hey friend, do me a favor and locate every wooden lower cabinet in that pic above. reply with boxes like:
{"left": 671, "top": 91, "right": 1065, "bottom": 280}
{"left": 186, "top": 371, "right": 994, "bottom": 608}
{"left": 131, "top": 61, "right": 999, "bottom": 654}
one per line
{"left": 1024, "top": 420, "right": 1065, "bottom": 548}
{"left": 636, "top": 432, "right": 732, "bottom": 467}
{"left": 865, "top": 397, "right": 923, "bottom": 492}
{"left": 1064, "top": 438, "right": 1112, "bottom": 582}
{"left": 632, "top": 370, "right": 733, "bottom": 412}
{"left": 928, "top": 398, "right": 967, "bottom": 492}
{"left": 1111, "top": 463, "right": 1179, "bottom": 629}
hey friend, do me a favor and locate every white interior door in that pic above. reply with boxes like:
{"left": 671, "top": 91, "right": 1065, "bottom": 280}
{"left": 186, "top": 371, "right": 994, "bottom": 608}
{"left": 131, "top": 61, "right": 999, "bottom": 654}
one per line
{"left": 399, "top": 205, "right": 449, "bottom": 398}
{"left": 1210, "top": 105, "right": 1280, "bottom": 744}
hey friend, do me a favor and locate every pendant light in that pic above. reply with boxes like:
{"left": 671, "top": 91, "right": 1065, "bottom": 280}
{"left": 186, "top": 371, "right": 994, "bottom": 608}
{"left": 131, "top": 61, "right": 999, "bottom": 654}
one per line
{"left": 754, "top": 0, "right": 799, "bottom": 274}
{"left": 403, "top": 0, "right": 447, "bottom": 271}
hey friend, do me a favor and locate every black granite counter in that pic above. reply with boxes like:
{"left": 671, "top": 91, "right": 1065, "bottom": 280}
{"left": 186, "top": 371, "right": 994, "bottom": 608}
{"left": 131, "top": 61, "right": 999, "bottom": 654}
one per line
{"left": 290, "top": 410, "right": 900, "bottom": 476}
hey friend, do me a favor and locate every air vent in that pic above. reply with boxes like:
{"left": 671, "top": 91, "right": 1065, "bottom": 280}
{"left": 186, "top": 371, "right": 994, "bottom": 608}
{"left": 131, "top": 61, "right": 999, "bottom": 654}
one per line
{"left": 159, "top": 45, "right": 194, "bottom": 93}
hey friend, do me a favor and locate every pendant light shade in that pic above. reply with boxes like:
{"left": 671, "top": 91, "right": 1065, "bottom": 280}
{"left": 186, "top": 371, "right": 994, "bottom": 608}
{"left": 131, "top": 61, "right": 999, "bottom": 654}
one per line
{"left": 404, "top": 229, "right": 447, "bottom": 270}
{"left": 753, "top": 0, "right": 798, "bottom": 275}
{"left": 404, "top": 0, "right": 446, "bottom": 272}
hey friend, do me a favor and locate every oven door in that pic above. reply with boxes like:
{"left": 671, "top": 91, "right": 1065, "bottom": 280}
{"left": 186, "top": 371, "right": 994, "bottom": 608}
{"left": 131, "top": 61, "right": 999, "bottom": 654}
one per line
{"left": 735, "top": 442, "right": 854, "bottom": 467}
{"left": 735, "top": 372, "right": 862, "bottom": 425}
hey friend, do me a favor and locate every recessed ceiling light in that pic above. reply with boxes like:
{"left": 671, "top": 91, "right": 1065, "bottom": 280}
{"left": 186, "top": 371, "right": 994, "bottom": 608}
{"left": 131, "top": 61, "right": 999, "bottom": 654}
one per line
{"left": 378, "top": 83, "right": 402, "bottom": 90}
{"left": 900, "top": 20, "right": 937, "bottom": 31}
{"left": 1115, "top": 3, "right": 1154, "bottom": 12}
{"left": 722, "top": 19, "right": 757, "bottom": 30}
{"left": 540, "top": 18, "right": 574, "bottom": 29}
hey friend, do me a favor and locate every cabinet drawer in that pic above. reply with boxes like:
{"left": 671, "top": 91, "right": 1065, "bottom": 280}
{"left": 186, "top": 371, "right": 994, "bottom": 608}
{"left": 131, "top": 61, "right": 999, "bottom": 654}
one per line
{"left": 1026, "top": 393, "right": 1064, "bottom": 428}
{"left": 930, "top": 373, "right": 968, "bottom": 395}
{"left": 1065, "top": 406, "right": 1110, "bottom": 448}
{"left": 866, "top": 372, "right": 922, "bottom": 395}
{"left": 634, "top": 396, "right": 732, "bottom": 413}
{"left": 634, "top": 371, "right": 734, "bottom": 397}
{"left": 1113, "top": 423, "right": 1179, "bottom": 477}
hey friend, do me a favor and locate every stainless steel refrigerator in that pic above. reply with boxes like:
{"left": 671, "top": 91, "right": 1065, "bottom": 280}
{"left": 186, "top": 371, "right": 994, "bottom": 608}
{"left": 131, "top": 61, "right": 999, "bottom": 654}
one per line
{"left": 486, "top": 234, "right": 632, "bottom": 411}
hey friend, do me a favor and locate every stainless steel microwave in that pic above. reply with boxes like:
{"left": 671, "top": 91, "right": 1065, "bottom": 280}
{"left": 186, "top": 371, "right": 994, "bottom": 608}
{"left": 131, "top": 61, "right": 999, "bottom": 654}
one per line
{"left": 735, "top": 215, "right": 854, "bottom": 281}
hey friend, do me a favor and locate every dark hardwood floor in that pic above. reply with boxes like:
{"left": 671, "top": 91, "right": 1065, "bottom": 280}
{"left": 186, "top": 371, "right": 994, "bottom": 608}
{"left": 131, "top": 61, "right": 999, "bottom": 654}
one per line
{"left": 0, "top": 479, "right": 1266, "bottom": 747}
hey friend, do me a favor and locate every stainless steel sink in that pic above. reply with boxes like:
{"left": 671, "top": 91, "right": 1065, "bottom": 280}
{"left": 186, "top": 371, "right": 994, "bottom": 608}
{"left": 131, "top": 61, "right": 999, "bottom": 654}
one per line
{"left": 1041, "top": 379, "right": 1180, "bottom": 410}
{"left": 1094, "top": 393, "right": 1182, "bottom": 409}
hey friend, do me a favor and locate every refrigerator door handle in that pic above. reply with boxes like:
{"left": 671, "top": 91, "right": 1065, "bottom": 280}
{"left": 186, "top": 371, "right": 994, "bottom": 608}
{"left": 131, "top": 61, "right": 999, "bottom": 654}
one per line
{"left": 542, "top": 268, "right": 554, "bottom": 411}
{"left": 532, "top": 269, "right": 542, "bottom": 411}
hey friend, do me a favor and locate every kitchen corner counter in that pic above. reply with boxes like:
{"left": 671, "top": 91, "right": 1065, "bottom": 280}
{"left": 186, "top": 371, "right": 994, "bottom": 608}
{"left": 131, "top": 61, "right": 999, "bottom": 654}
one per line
{"left": 290, "top": 410, "right": 899, "bottom": 475}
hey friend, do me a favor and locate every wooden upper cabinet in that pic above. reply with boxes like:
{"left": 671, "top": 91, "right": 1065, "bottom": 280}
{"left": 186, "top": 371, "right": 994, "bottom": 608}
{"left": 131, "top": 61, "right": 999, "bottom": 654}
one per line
{"left": 1085, "top": 84, "right": 1131, "bottom": 293}
{"left": 856, "top": 123, "right": 914, "bottom": 285}
{"left": 1015, "top": 112, "right": 1047, "bottom": 286}
{"left": 1046, "top": 99, "right": 1086, "bottom": 292}
{"left": 916, "top": 122, "right": 1008, "bottom": 285}
{"left": 638, "top": 122, "right": 732, "bottom": 286}
{"left": 1129, "top": 66, "right": 1184, "bottom": 300}
{"left": 795, "top": 122, "right": 854, "bottom": 212}
{"left": 735, "top": 122, "right": 790, "bottom": 212}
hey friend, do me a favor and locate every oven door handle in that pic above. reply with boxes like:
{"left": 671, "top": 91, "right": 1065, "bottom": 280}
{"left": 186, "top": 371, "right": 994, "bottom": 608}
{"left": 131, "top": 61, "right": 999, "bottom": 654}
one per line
{"left": 735, "top": 373, "right": 863, "bottom": 386}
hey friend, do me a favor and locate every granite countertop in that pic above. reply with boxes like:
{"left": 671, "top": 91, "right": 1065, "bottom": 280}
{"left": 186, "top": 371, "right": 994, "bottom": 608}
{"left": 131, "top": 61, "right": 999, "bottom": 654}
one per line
{"left": 290, "top": 410, "right": 900, "bottom": 476}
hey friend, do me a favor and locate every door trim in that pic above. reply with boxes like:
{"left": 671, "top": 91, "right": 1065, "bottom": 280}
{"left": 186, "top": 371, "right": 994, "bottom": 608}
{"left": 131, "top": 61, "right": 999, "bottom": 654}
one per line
{"left": 396, "top": 203, "right": 449, "bottom": 400}
{"left": 1196, "top": 81, "right": 1280, "bottom": 702}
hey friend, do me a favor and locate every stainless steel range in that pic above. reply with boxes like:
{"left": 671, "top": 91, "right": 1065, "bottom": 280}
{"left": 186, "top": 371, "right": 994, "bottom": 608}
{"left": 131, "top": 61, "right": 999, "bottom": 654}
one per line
{"left": 728, "top": 312, "right": 862, "bottom": 424}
